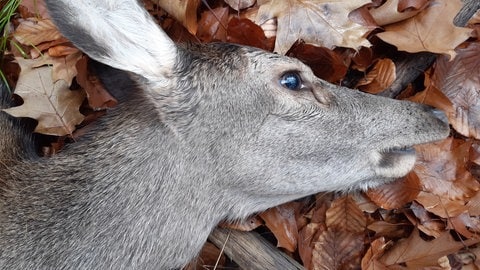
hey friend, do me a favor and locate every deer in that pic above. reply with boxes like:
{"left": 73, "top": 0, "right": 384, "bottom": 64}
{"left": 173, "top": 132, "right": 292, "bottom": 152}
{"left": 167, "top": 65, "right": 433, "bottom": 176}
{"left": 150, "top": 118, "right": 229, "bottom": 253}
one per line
{"left": 0, "top": 0, "right": 449, "bottom": 269}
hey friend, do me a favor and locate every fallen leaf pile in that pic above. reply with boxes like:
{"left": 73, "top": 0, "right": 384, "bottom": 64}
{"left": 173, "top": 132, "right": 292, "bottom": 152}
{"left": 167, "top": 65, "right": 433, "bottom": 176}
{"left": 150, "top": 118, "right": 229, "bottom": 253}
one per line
{"left": 1, "top": 0, "right": 479, "bottom": 269}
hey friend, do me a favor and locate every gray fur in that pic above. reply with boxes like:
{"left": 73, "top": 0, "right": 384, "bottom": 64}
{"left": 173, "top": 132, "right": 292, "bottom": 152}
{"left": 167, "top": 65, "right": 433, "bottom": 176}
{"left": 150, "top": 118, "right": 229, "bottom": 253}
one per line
{"left": 0, "top": 0, "right": 450, "bottom": 269}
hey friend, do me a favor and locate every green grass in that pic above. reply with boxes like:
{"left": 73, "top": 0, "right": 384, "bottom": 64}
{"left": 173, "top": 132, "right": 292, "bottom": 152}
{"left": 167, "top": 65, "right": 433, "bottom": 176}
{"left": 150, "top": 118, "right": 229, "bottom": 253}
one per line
{"left": 0, "top": 0, "right": 21, "bottom": 91}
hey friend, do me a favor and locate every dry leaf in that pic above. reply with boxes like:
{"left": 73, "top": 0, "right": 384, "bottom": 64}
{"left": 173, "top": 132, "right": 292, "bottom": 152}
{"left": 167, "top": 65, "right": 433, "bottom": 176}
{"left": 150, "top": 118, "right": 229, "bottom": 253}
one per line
{"left": 255, "top": 0, "right": 372, "bottom": 54}
{"left": 298, "top": 222, "right": 323, "bottom": 269}
{"left": 376, "top": 0, "right": 472, "bottom": 59}
{"left": 415, "top": 191, "right": 468, "bottom": 218}
{"left": 13, "top": 18, "right": 62, "bottom": 46}
{"left": 369, "top": 0, "right": 430, "bottom": 26}
{"left": 414, "top": 137, "right": 480, "bottom": 200}
{"left": 33, "top": 52, "right": 82, "bottom": 86}
{"left": 361, "top": 237, "right": 389, "bottom": 270}
{"left": 75, "top": 56, "right": 118, "bottom": 110}
{"left": 407, "top": 201, "right": 446, "bottom": 237}
{"left": 196, "top": 7, "right": 229, "bottom": 43}
{"left": 379, "top": 229, "right": 480, "bottom": 268}
{"left": 448, "top": 213, "right": 480, "bottom": 239}
{"left": 19, "top": 0, "right": 49, "bottom": 19}
{"left": 259, "top": 202, "right": 300, "bottom": 252}
{"left": 287, "top": 43, "right": 348, "bottom": 83}
{"left": 227, "top": 17, "right": 274, "bottom": 51}
{"left": 366, "top": 171, "right": 421, "bottom": 209}
{"left": 408, "top": 73, "right": 454, "bottom": 117}
{"left": 356, "top": 58, "right": 396, "bottom": 94}
{"left": 3, "top": 58, "right": 85, "bottom": 136}
{"left": 154, "top": 0, "right": 200, "bottom": 35}
{"left": 433, "top": 42, "right": 480, "bottom": 139}
{"left": 224, "top": 0, "right": 255, "bottom": 10}
{"left": 183, "top": 242, "right": 226, "bottom": 270}
{"left": 325, "top": 196, "right": 366, "bottom": 233}
{"left": 311, "top": 228, "right": 363, "bottom": 270}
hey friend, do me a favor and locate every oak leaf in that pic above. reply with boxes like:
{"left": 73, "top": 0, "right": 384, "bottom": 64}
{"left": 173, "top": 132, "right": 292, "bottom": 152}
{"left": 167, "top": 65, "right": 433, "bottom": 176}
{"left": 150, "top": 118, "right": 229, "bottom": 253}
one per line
{"left": 255, "top": 0, "right": 372, "bottom": 54}
{"left": 33, "top": 52, "right": 82, "bottom": 86}
{"left": 376, "top": 0, "right": 472, "bottom": 59}
{"left": 369, "top": 0, "right": 430, "bottom": 26}
{"left": 3, "top": 58, "right": 85, "bottom": 136}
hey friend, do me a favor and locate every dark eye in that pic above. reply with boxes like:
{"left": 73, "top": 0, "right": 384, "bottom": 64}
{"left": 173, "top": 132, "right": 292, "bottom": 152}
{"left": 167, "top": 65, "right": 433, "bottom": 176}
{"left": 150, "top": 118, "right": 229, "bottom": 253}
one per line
{"left": 280, "top": 72, "right": 302, "bottom": 90}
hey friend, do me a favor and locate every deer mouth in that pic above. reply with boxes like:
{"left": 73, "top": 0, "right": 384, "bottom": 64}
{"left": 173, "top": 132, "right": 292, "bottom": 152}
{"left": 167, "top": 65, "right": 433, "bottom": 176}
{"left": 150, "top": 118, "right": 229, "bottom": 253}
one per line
{"left": 372, "top": 146, "right": 416, "bottom": 178}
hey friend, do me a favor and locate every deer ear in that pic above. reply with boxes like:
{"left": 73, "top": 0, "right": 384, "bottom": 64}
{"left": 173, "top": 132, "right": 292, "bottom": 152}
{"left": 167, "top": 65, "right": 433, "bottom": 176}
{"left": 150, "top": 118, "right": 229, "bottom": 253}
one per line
{"left": 45, "top": 0, "right": 177, "bottom": 82}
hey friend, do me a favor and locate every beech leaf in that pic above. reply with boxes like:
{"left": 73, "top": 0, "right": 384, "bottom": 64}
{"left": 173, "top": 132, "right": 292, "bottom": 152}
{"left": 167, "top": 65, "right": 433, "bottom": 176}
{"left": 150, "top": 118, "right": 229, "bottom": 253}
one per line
{"left": 325, "top": 196, "right": 366, "bottom": 233}
{"left": 414, "top": 137, "right": 480, "bottom": 200}
{"left": 433, "top": 42, "right": 480, "bottom": 139}
{"left": 312, "top": 228, "right": 363, "bottom": 270}
{"left": 259, "top": 202, "right": 300, "bottom": 252}
{"left": 379, "top": 229, "right": 480, "bottom": 268}
{"left": 13, "top": 18, "right": 62, "bottom": 46}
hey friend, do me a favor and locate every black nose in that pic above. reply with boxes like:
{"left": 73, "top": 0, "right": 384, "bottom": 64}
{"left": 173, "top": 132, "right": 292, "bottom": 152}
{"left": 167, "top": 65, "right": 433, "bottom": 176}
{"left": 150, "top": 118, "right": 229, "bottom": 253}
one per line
{"left": 430, "top": 108, "right": 449, "bottom": 125}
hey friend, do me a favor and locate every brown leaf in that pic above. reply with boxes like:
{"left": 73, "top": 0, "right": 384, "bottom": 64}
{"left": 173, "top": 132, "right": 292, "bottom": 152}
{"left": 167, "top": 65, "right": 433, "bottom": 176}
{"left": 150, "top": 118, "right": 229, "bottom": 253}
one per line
{"left": 311, "top": 228, "right": 363, "bottom": 270}
{"left": 376, "top": 0, "right": 472, "bottom": 59}
{"left": 224, "top": 0, "right": 255, "bottom": 11}
{"left": 218, "top": 215, "right": 263, "bottom": 231}
{"left": 227, "top": 17, "right": 274, "bottom": 51}
{"left": 350, "top": 47, "right": 374, "bottom": 72}
{"left": 184, "top": 242, "right": 226, "bottom": 270}
{"left": 415, "top": 191, "right": 468, "bottom": 218}
{"left": 287, "top": 43, "right": 348, "bottom": 83}
{"left": 3, "top": 58, "right": 85, "bottom": 136}
{"left": 361, "top": 237, "right": 389, "bottom": 270}
{"left": 379, "top": 229, "right": 480, "bottom": 268}
{"left": 433, "top": 42, "right": 480, "bottom": 139}
{"left": 326, "top": 195, "right": 366, "bottom": 233}
{"left": 298, "top": 222, "right": 323, "bottom": 269}
{"left": 408, "top": 73, "right": 454, "bottom": 117}
{"left": 414, "top": 137, "right": 480, "bottom": 200}
{"left": 75, "top": 56, "right": 118, "bottom": 110}
{"left": 259, "top": 202, "right": 300, "bottom": 252}
{"left": 33, "top": 52, "right": 83, "bottom": 86}
{"left": 19, "top": 0, "right": 49, "bottom": 19}
{"left": 196, "top": 7, "right": 229, "bottom": 43}
{"left": 369, "top": 0, "right": 430, "bottom": 26}
{"left": 407, "top": 201, "right": 445, "bottom": 237}
{"left": 368, "top": 221, "right": 411, "bottom": 239}
{"left": 13, "top": 18, "right": 62, "bottom": 46}
{"left": 366, "top": 171, "right": 421, "bottom": 210}
{"left": 154, "top": 0, "right": 201, "bottom": 35}
{"left": 448, "top": 213, "right": 480, "bottom": 239}
{"left": 356, "top": 58, "right": 396, "bottom": 94}
{"left": 255, "top": 0, "right": 373, "bottom": 54}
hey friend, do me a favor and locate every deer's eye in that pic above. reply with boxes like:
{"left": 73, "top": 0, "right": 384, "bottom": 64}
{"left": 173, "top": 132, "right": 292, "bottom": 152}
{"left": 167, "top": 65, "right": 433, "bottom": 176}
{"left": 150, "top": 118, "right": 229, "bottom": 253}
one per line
{"left": 280, "top": 72, "right": 302, "bottom": 90}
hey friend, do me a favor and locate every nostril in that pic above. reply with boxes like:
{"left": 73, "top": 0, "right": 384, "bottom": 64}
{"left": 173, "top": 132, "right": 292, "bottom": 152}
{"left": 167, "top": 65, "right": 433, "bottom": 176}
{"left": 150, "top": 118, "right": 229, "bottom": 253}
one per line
{"left": 431, "top": 108, "right": 449, "bottom": 125}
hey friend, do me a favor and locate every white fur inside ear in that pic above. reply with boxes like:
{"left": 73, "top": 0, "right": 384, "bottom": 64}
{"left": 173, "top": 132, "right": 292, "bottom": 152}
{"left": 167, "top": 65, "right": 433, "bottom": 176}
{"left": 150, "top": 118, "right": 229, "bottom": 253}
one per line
{"left": 64, "top": 0, "right": 177, "bottom": 83}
